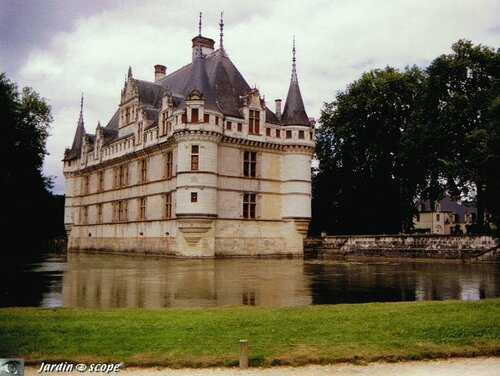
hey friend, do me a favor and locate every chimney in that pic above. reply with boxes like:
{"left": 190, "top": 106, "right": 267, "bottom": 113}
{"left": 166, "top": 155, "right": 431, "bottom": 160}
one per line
{"left": 191, "top": 35, "right": 215, "bottom": 61}
{"left": 154, "top": 64, "right": 166, "bottom": 81}
{"left": 275, "top": 99, "right": 282, "bottom": 119}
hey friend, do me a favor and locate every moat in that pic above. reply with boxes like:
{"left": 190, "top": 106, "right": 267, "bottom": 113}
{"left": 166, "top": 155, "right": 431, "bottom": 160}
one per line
{"left": 1, "top": 251, "right": 498, "bottom": 308}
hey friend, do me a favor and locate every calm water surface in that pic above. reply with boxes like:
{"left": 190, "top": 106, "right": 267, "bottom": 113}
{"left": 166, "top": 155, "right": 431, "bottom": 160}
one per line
{"left": 1, "top": 252, "right": 498, "bottom": 308}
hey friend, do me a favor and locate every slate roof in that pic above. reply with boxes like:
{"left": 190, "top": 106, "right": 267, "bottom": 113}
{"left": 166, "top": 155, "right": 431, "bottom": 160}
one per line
{"left": 281, "top": 43, "right": 310, "bottom": 126}
{"left": 65, "top": 108, "right": 86, "bottom": 160}
{"left": 66, "top": 36, "right": 310, "bottom": 160}
{"left": 281, "top": 81, "right": 310, "bottom": 126}
{"left": 419, "top": 195, "right": 477, "bottom": 222}
{"left": 157, "top": 48, "right": 251, "bottom": 117}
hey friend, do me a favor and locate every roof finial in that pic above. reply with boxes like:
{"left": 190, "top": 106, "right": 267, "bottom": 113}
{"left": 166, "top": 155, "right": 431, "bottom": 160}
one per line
{"left": 291, "top": 35, "right": 298, "bottom": 83}
{"left": 198, "top": 12, "right": 202, "bottom": 36}
{"left": 128, "top": 66, "right": 133, "bottom": 80}
{"left": 77, "top": 92, "right": 84, "bottom": 127}
{"left": 80, "top": 92, "right": 84, "bottom": 117}
{"left": 219, "top": 11, "right": 224, "bottom": 52}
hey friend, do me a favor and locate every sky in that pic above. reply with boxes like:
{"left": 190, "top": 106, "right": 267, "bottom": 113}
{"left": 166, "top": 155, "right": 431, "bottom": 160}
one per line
{"left": 1, "top": 0, "right": 499, "bottom": 194}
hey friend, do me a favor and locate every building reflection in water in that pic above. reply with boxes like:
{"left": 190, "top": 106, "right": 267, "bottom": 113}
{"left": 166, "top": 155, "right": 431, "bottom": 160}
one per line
{"left": 62, "top": 253, "right": 312, "bottom": 308}
{"left": 56, "top": 253, "right": 500, "bottom": 308}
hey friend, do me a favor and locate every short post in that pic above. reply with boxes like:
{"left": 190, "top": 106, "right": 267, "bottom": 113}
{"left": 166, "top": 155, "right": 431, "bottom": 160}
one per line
{"left": 239, "top": 339, "right": 248, "bottom": 369}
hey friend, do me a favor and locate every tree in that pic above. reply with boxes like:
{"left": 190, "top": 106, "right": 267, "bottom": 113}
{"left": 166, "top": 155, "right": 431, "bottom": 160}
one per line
{"left": 311, "top": 66, "right": 427, "bottom": 235}
{"left": 311, "top": 40, "right": 500, "bottom": 236}
{"left": 425, "top": 40, "right": 500, "bottom": 232}
{"left": 0, "top": 73, "right": 58, "bottom": 247}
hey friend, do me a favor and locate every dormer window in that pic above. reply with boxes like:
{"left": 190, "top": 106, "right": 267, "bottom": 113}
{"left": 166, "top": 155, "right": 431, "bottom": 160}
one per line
{"left": 161, "top": 112, "right": 168, "bottom": 134}
{"left": 434, "top": 203, "right": 440, "bottom": 211}
{"left": 125, "top": 107, "right": 131, "bottom": 124}
{"left": 137, "top": 123, "right": 143, "bottom": 144}
{"left": 249, "top": 110, "right": 260, "bottom": 134}
{"left": 191, "top": 108, "right": 199, "bottom": 123}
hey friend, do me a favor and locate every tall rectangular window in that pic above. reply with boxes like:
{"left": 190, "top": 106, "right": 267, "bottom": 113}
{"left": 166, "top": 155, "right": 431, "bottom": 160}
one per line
{"left": 139, "top": 159, "right": 148, "bottom": 183}
{"left": 286, "top": 130, "right": 292, "bottom": 139}
{"left": 118, "top": 164, "right": 129, "bottom": 187}
{"left": 191, "top": 145, "right": 199, "bottom": 171}
{"left": 243, "top": 151, "right": 257, "bottom": 178}
{"left": 226, "top": 121, "right": 232, "bottom": 130}
{"left": 113, "top": 168, "right": 119, "bottom": 188}
{"left": 266, "top": 128, "right": 271, "bottom": 136}
{"left": 97, "top": 203, "right": 103, "bottom": 223}
{"left": 249, "top": 110, "right": 260, "bottom": 134}
{"left": 164, "top": 193, "right": 172, "bottom": 219}
{"left": 164, "top": 152, "right": 173, "bottom": 178}
{"left": 137, "top": 123, "right": 143, "bottom": 144}
{"left": 191, "top": 108, "right": 199, "bottom": 123}
{"left": 116, "top": 200, "right": 128, "bottom": 222}
{"left": 181, "top": 112, "right": 187, "bottom": 123}
{"left": 138, "top": 197, "right": 147, "bottom": 220}
{"left": 82, "top": 206, "right": 88, "bottom": 224}
{"left": 191, "top": 192, "right": 198, "bottom": 203}
{"left": 237, "top": 123, "right": 243, "bottom": 132}
{"left": 276, "top": 129, "right": 281, "bottom": 138}
{"left": 161, "top": 112, "right": 168, "bottom": 134}
{"left": 298, "top": 130, "right": 305, "bottom": 139}
{"left": 125, "top": 107, "right": 130, "bottom": 124}
{"left": 243, "top": 193, "right": 256, "bottom": 219}
{"left": 204, "top": 113, "right": 210, "bottom": 123}
{"left": 83, "top": 176, "right": 90, "bottom": 194}
{"left": 118, "top": 202, "right": 123, "bottom": 222}
{"left": 98, "top": 171, "right": 105, "bottom": 192}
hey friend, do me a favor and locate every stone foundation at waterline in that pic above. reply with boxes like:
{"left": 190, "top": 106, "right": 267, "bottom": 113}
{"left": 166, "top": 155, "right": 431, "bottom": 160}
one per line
{"left": 304, "top": 235, "right": 499, "bottom": 261}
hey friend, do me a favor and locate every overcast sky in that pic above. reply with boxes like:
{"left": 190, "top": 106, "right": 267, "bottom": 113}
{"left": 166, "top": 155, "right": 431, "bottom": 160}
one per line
{"left": 1, "top": 0, "right": 499, "bottom": 194}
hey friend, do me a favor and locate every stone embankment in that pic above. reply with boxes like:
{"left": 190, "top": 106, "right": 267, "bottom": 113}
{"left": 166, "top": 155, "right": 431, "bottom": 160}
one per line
{"left": 304, "top": 234, "right": 499, "bottom": 261}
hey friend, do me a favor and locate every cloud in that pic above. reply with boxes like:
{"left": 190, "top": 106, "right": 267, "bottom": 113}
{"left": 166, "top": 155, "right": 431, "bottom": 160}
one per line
{"left": 2, "top": 0, "right": 498, "bottom": 194}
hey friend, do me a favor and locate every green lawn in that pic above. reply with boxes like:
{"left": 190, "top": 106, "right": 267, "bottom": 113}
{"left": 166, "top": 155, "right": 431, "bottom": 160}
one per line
{"left": 1, "top": 299, "right": 499, "bottom": 367}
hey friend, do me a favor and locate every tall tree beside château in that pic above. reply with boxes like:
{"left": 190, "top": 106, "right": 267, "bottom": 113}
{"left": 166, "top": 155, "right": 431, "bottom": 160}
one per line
{"left": 311, "top": 40, "right": 500, "bottom": 235}
{"left": 311, "top": 66, "right": 427, "bottom": 235}
{"left": 0, "top": 73, "right": 58, "bottom": 247}
{"left": 425, "top": 40, "right": 500, "bottom": 232}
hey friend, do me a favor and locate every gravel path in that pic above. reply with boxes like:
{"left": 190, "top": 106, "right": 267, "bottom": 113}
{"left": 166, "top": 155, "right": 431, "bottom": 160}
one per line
{"left": 26, "top": 357, "right": 500, "bottom": 375}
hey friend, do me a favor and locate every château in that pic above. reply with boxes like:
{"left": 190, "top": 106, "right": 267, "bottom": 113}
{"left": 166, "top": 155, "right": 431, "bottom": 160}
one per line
{"left": 63, "top": 17, "right": 315, "bottom": 257}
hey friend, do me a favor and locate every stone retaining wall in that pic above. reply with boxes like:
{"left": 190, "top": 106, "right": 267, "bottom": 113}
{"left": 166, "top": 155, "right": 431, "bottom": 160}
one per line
{"left": 304, "top": 235, "right": 499, "bottom": 261}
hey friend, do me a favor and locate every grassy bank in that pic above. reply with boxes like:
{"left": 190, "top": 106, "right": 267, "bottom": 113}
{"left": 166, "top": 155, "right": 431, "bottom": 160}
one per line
{"left": 1, "top": 299, "right": 499, "bottom": 367}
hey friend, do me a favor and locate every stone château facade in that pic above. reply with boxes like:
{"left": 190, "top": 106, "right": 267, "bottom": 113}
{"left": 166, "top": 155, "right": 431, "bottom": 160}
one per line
{"left": 63, "top": 22, "right": 315, "bottom": 257}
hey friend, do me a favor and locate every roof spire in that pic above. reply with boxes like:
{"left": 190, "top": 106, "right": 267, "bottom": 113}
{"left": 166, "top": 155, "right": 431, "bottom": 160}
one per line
{"left": 127, "top": 66, "right": 133, "bottom": 80}
{"left": 198, "top": 12, "right": 202, "bottom": 36}
{"left": 281, "top": 36, "right": 310, "bottom": 126}
{"left": 291, "top": 35, "right": 298, "bottom": 83}
{"left": 66, "top": 93, "right": 87, "bottom": 159}
{"left": 79, "top": 92, "right": 84, "bottom": 120}
{"left": 219, "top": 11, "right": 224, "bottom": 52}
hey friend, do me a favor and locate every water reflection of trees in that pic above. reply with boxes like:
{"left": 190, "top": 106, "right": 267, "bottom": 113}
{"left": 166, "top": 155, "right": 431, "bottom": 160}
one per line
{"left": 303, "top": 260, "right": 499, "bottom": 305}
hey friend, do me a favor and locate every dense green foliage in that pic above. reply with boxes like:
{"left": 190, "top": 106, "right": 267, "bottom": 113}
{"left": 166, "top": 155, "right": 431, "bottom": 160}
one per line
{"left": 0, "top": 73, "right": 64, "bottom": 247}
{"left": 0, "top": 300, "right": 498, "bottom": 367}
{"left": 312, "top": 40, "right": 500, "bottom": 235}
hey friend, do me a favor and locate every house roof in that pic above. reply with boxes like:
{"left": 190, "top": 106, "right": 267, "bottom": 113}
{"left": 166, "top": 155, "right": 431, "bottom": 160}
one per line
{"left": 419, "top": 195, "right": 477, "bottom": 222}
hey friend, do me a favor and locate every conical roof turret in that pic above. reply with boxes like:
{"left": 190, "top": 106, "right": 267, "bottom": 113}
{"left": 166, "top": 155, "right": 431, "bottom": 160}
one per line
{"left": 281, "top": 38, "right": 310, "bottom": 126}
{"left": 65, "top": 94, "right": 87, "bottom": 160}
